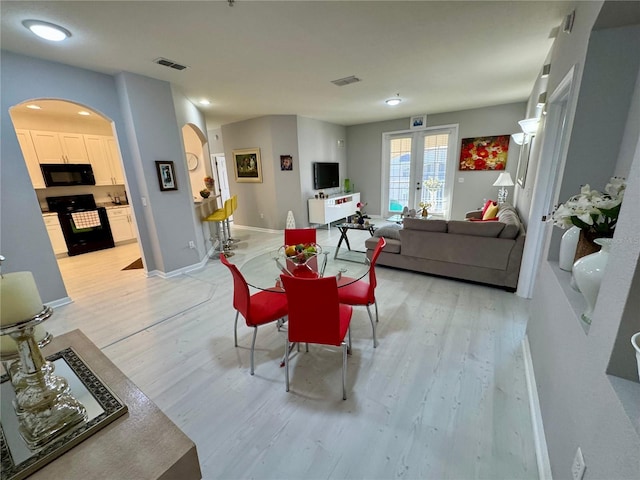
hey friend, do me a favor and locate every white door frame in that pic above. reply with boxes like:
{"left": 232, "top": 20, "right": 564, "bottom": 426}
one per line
{"left": 380, "top": 124, "right": 458, "bottom": 219}
{"left": 517, "top": 65, "right": 581, "bottom": 298}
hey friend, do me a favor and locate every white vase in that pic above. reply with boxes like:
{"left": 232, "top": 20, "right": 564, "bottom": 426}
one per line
{"left": 572, "top": 238, "right": 612, "bottom": 325}
{"left": 559, "top": 226, "right": 581, "bottom": 271}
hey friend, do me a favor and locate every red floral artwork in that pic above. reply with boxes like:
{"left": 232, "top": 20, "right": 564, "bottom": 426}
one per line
{"left": 459, "top": 135, "right": 510, "bottom": 171}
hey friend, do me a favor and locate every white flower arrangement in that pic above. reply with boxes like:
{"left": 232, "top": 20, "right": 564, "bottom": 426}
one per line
{"left": 423, "top": 177, "right": 442, "bottom": 191}
{"left": 552, "top": 177, "right": 626, "bottom": 236}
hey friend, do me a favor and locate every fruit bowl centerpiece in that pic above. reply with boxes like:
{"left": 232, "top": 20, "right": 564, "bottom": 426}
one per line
{"left": 279, "top": 243, "right": 322, "bottom": 266}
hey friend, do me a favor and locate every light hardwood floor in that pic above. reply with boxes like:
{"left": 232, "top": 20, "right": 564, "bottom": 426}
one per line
{"left": 49, "top": 224, "right": 537, "bottom": 480}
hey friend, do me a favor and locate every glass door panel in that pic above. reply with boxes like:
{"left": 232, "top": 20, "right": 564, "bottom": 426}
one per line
{"left": 387, "top": 136, "right": 412, "bottom": 213}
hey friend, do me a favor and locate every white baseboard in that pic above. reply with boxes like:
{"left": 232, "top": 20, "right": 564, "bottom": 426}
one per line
{"left": 522, "top": 335, "right": 553, "bottom": 480}
{"left": 47, "top": 296, "right": 73, "bottom": 309}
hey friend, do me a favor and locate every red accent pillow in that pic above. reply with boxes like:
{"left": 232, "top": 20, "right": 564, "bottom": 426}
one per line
{"left": 481, "top": 200, "right": 497, "bottom": 217}
{"left": 469, "top": 217, "right": 499, "bottom": 222}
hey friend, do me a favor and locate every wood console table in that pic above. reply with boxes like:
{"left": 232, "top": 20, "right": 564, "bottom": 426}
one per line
{"left": 29, "top": 329, "right": 201, "bottom": 480}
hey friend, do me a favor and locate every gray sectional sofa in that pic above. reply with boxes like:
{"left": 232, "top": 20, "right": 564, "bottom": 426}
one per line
{"left": 365, "top": 204, "right": 525, "bottom": 290}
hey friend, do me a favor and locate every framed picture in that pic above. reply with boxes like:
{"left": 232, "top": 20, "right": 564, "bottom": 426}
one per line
{"left": 459, "top": 135, "right": 510, "bottom": 171}
{"left": 410, "top": 115, "right": 427, "bottom": 130}
{"left": 233, "top": 148, "right": 262, "bottom": 183}
{"left": 516, "top": 136, "right": 534, "bottom": 187}
{"left": 280, "top": 155, "right": 293, "bottom": 171}
{"left": 155, "top": 161, "right": 177, "bottom": 191}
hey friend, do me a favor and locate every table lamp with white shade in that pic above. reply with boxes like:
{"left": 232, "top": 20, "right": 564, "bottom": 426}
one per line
{"left": 493, "top": 172, "right": 515, "bottom": 205}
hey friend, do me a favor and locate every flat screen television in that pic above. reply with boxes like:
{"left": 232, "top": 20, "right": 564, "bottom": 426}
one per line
{"left": 313, "top": 162, "right": 339, "bottom": 190}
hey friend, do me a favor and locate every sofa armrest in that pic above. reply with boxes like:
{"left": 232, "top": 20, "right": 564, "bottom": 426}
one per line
{"left": 465, "top": 210, "right": 482, "bottom": 220}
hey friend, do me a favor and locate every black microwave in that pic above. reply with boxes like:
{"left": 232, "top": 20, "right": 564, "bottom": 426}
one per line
{"left": 41, "top": 163, "right": 96, "bottom": 187}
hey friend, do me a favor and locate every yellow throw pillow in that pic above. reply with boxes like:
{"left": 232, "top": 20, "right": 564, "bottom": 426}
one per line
{"left": 482, "top": 203, "right": 499, "bottom": 220}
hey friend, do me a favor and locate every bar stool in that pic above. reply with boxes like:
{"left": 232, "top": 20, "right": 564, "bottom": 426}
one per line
{"left": 205, "top": 198, "right": 233, "bottom": 258}
{"left": 226, "top": 194, "right": 238, "bottom": 244}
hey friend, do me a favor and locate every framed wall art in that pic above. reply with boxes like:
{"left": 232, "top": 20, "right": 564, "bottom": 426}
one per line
{"left": 410, "top": 115, "right": 427, "bottom": 129}
{"left": 280, "top": 155, "right": 293, "bottom": 171}
{"left": 459, "top": 135, "right": 510, "bottom": 171}
{"left": 233, "top": 148, "right": 262, "bottom": 183}
{"left": 155, "top": 161, "right": 178, "bottom": 191}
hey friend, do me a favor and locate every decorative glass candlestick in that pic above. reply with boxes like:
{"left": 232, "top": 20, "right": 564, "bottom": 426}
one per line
{"left": 1, "top": 270, "right": 87, "bottom": 449}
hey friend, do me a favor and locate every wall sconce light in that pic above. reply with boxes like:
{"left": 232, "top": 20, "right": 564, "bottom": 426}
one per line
{"left": 493, "top": 172, "right": 515, "bottom": 204}
{"left": 511, "top": 132, "right": 529, "bottom": 145}
{"left": 541, "top": 64, "right": 551, "bottom": 78}
{"left": 518, "top": 117, "right": 539, "bottom": 136}
{"left": 537, "top": 92, "right": 547, "bottom": 108}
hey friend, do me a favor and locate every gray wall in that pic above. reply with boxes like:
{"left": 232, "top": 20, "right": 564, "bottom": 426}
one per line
{"left": 1, "top": 52, "right": 206, "bottom": 303}
{"left": 221, "top": 115, "right": 345, "bottom": 229}
{"left": 346, "top": 103, "right": 525, "bottom": 220}
{"left": 526, "top": 2, "right": 640, "bottom": 478}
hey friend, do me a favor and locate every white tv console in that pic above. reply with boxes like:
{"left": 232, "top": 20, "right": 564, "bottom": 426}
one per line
{"left": 308, "top": 192, "right": 360, "bottom": 227}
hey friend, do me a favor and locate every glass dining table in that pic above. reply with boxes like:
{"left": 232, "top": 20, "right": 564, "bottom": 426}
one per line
{"left": 239, "top": 246, "right": 371, "bottom": 291}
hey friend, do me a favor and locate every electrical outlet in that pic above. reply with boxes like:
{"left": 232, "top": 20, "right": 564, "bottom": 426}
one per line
{"left": 572, "top": 447, "right": 586, "bottom": 480}
{"left": 260, "top": 213, "right": 264, "bottom": 219}
{"left": 188, "top": 241, "right": 195, "bottom": 249}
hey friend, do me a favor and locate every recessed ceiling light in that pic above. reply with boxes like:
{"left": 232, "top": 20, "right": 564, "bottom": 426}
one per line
{"left": 22, "top": 20, "right": 71, "bottom": 42}
{"left": 385, "top": 94, "right": 402, "bottom": 106}
{"left": 26, "top": 104, "right": 42, "bottom": 110}
{"left": 199, "top": 99, "right": 211, "bottom": 106}
{"left": 78, "top": 111, "right": 91, "bottom": 116}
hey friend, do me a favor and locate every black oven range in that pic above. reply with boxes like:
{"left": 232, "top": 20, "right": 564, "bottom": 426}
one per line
{"left": 46, "top": 194, "right": 115, "bottom": 256}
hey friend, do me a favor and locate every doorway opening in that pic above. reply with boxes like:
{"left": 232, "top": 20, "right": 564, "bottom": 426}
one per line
{"left": 9, "top": 99, "right": 142, "bottom": 297}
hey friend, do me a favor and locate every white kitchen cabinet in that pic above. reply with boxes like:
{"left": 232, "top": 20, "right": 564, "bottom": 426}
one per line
{"left": 308, "top": 192, "right": 360, "bottom": 226}
{"left": 31, "top": 130, "right": 89, "bottom": 164}
{"left": 107, "top": 206, "right": 136, "bottom": 243}
{"left": 15, "top": 129, "right": 46, "bottom": 188}
{"left": 85, "top": 135, "right": 125, "bottom": 186}
{"left": 106, "top": 137, "right": 125, "bottom": 184}
{"left": 43, "top": 214, "right": 67, "bottom": 255}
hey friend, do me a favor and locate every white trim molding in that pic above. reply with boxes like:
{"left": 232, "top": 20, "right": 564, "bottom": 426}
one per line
{"left": 522, "top": 335, "right": 553, "bottom": 480}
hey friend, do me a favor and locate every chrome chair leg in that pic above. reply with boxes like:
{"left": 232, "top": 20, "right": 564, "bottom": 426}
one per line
{"left": 284, "top": 337, "right": 290, "bottom": 392}
{"left": 234, "top": 311, "right": 240, "bottom": 347}
{"left": 374, "top": 300, "right": 379, "bottom": 323}
{"left": 365, "top": 305, "right": 378, "bottom": 348}
{"left": 250, "top": 326, "right": 258, "bottom": 375}
{"left": 341, "top": 341, "right": 347, "bottom": 400}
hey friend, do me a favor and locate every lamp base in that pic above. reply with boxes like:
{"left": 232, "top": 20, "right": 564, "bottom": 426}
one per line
{"left": 497, "top": 187, "right": 509, "bottom": 205}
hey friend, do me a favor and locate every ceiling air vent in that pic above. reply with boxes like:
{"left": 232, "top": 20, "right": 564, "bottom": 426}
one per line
{"left": 154, "top": 57, "right": 189, "bottom": 71}
{"left": 331, "top": 75, "right": 361, "bottom": 87}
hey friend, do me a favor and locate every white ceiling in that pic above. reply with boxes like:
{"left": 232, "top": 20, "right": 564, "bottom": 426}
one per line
{"left": 0, "top": 1, "right": 573, "bottom": 128}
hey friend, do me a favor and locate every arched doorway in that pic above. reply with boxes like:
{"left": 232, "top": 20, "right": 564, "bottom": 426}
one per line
{"left": 9, "top": 99, "right": 143, "bottom": 293}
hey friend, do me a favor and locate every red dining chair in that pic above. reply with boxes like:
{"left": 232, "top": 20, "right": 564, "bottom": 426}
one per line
{"left": 337, "top": 236, "right": 386, "bottom": 348}
{"left": 220, "top": 254, "right": 288, "bottom": 375}
{"left": 284, "top": 228, "right": 316, "bottom": 246}
{"left": 280, "top": 275, "right": 353, "bottom": 400}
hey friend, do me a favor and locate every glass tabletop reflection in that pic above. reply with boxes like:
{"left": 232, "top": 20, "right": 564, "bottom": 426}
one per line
{"left": 239, "top": 246, "right": 370, "bottom": 291}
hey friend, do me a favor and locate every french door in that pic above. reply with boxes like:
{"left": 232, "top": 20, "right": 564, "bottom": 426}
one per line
{"left": 382, "top": 125, "right": 457, "bottom": 219}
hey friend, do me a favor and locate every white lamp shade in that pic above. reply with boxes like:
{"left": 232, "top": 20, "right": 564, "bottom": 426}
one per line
{"left": 518, "top": 117, "right": 539, "bottom": 135}
{"left": 511, "top": 132, "right": 526, "bottom": 145}
{"left": 493, "top": 172, "right": 514, "bottom": 187}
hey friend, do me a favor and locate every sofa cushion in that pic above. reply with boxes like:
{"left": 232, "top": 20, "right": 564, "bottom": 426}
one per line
{"left": 403, "top": 218, "right": 448, "bottom": 232}
{"left": 373, "top": 224, "right": 402, "bottom": 240}
{"left": 399, "top": 229, "right": 514, "bottom": 270}
{"left": 496, "top": 204, "right": 522, "bottom": 239}
{"left": 448, "top": 220, "right": 505, "bottom": 237}
{"left": 365, "top": 236, "right": 401, "bottom": 253}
